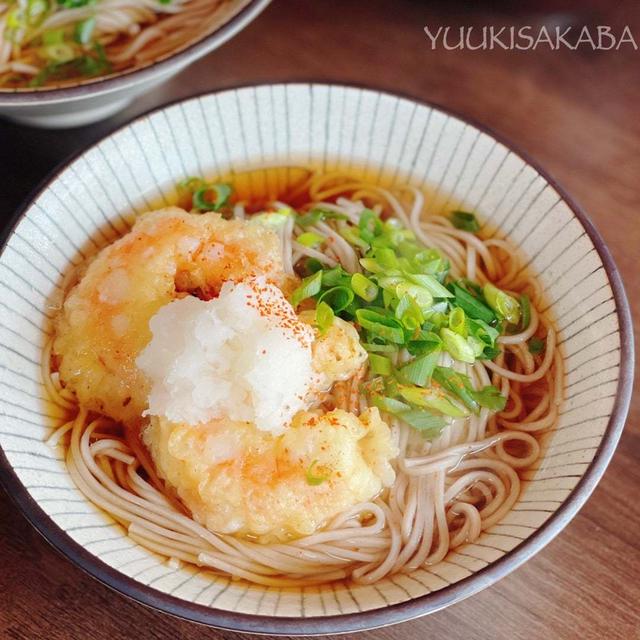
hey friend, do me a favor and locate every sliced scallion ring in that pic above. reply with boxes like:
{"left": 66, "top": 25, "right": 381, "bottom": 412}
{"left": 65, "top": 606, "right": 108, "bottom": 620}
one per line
{"left": 192, "top": 183, "right": 232, "bottom": 212}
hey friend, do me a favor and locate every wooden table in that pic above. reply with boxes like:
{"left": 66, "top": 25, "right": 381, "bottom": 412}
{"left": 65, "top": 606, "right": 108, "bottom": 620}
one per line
{"left": 1, "top": 1, "right": 638, "bottom": 638}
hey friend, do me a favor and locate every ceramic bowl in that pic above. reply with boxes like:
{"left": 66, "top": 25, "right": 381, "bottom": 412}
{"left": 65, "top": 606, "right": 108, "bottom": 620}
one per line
{"left": 0, "top": 0, "right": 270, "bottom": 129}
{"left": 0, "top": 84, "right": 633, "bottom": 634}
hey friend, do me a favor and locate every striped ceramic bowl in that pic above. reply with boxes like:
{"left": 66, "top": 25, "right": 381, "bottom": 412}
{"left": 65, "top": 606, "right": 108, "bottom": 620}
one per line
{"left": 0, "top": 84, "right": 633, "bottom": 634}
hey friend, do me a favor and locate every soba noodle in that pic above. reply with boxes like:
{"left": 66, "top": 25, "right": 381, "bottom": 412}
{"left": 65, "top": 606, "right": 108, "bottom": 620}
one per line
{"left": 0, "top": 0, "right": 230, "bottom": 88}
{"left": 45, "top": 171, "right": 562, "bottom": 587}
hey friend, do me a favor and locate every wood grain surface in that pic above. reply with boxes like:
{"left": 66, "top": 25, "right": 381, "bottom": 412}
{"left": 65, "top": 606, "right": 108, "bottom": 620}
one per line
{"left": 0, "top": 1, "right": 638, "bottom": 638}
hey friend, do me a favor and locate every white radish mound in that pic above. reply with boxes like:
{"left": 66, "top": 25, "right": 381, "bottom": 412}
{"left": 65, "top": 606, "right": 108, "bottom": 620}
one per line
{"left": 137, "top": 277, "right": 318, "bottom": 434}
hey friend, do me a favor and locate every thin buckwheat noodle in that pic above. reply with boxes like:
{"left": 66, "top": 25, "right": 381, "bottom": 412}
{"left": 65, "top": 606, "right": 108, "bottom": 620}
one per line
{"left": 45, "top": 171, "right": 561, "bottom": 587}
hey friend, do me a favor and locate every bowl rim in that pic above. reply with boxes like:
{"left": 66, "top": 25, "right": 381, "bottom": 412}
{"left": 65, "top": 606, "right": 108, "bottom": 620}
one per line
{"left": 0, "top": 82, "right": 634, "bottom": 635}
{"left": 0, "top": 0, "right": 271, "bottom": 106}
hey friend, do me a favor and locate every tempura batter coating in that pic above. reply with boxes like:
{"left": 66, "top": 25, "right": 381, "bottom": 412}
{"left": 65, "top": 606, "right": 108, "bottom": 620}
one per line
{"left": 301, "top": 310, "right": 368, "bottom": 383}
{"left": 144, "top": 407, "right": 397, "bottom": 540}
{"left": 54, "top": 208, "right": 286, "bottom": 426}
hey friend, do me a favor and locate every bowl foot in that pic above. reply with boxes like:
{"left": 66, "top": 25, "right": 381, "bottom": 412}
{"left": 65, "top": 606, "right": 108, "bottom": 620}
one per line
{"left": 0, "top": 96, "right": 133, "bottom": 129}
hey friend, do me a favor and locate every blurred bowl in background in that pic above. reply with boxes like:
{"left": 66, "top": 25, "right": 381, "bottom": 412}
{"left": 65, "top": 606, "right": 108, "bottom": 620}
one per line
{"left": 0, "top": 0, "right": 270, "bottom": 129}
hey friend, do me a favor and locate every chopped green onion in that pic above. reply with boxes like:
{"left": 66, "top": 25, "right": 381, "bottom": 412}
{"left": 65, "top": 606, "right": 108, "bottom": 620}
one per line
{"left": 371, "top": 396, "right": 447, "bottom": 438}
{"left": 29, "top": 42, "right": 110, "bottom": 87}
{"left": 43, "top": 43, "right": 76, "bottom": 63}
{"left": 395, "top": 409, "right": 447, "bottom": 435}
{"left": 440, "top": 328, "right": 476, "bottom": 363}
{"left": 6, "top": 7, "right": 25, "bottom": 31}
{"left": 406, "top": 273, "right": 453, "bottom": 298}
{"left": 483, "top": 283, "right": 521, "bottom": 325}
{"left": 426, "top": 309, "right": 449, "bottom": 328}
{"left": 297, "top": 208, "right": 347, "bottom": 227}
{"left": 57, "top": 0, "right": 96, "bottom": 7}
{"left": 304, "top": 257, "right": 323, "bottom": 275}
{"left": 450, "top": 210, "right": 481, "bottom": 232}
{"left": 472, "top": 385, "right": 507, "bottom": 411}
{"left": 412, "top": 249, "right": 445, "bottom": 274}
{"left": 359, "top": 257, "right": 386, "bottom": 273}
{"left": 315, "top": 301, "right": 334, "bottom": 334}
{"left": 362, "top": 342, "right": 397, "bottom": 353}
{"left": 27, "top": 0, "right": 49, "bottom": 24}
{"left": 432, "top": 367, "right": 507, "bottom": 412}
{"left": 461, "top": 278, "right": 484, "bottom": 297}
{"left": 318, "top": 286, "right": 354, "bottom": 313}
{"left": 451, "top": 283, "right": 495, "bottom": 323}
{"left": 377, "top": 275, "right": 405, "bottom": 291}
{"left": 528, "top": 336, "right": 545, "bottom": 355}
{"left": 519, "top": 294, "right": 531, "bottom": 330}
{"left": 351, "top": 273, "right": 379, "bottom": 302}
{"left": 296, "top": 232, "right": 325, "bottom": 248}
{"left": 291, "top": 270, "right": 323, "bottom": 308}
{"left": 369, "top": 353, "right": 392, "bottom": 376}
{"left": 305, "top": 460, "right": 328, "bottom": 486}
{"left": 372, "top": 395, "right": 412, "bottom": 414}
{"left": 406, "top": 331, "right": 442, "bottom": 356}
{"left": 467, "top": 317, "right": 500, "bottom": 349}
{"left": 358, "top": 209, "right": 383, "bottom": 243}
{"left": 74, "top": 16, "right": 96, "bottom": 44}
{"left": 432, "top": 367, "right": 479, "bottom": 413}
{"left": 398, "top": 384, "right": 469, "bottom": 417}
{"left": 42, "top": 29, "right": 65, "bottom": 46}
{"left": 81, "top": 41, "right": 107, "bottom": 71}
{"left": 383, "top": 217, "right": 404, "bottom": 230}
{"left": 449, "top": 307, "right": 467, "bottom": 336}
{"left": 252, "top": 211, "right": 292, "bottom": 228}
{"left": 382, "top": 288, "right": 395, "bottom": 308}
{"left": 394, "top": 294, "right": 424, "bottom": 330}
{"left": 356, "top": 309, "right": 405, "bottom": 344}
{"left": 340, "top": 225, "right": 370, "bottom": 250}
{"left": 396, "top": 242, "right": 419, "bottom": 261}
{"left": 192, "top": 183, "right": 232, "bottom": 211}
{"left": 261, "top": 196, "right": 514, "bottom": 436}
{"left": 467, "top": 310, "right": 501, "bottom": 360}
{"left": 371, "top": 247, "right": 399, "bottom": 269}
{"left": 179, "top": 176, "right": 206, "bottom": 191}
{"left": 395, "top": 282, "right": 433, "bottom": 309}
{"left": 397, "top": 351, "right": 439, "bottom": 387}
{"left": 482, "top": 346, "right": 501, "bottom": 360}
{"left": 321, "top": 266, "right": 350, "bottom": 288}
{"left": 467, "top": 335, "right": 486, "bottom": 358}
